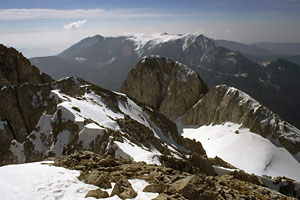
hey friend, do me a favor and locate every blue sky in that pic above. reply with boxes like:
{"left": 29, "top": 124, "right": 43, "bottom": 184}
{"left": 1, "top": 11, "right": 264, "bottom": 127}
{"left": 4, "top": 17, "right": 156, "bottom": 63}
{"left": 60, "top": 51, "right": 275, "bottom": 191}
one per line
{"left": 0, "top": 0, "right": 300, "bottom": 57}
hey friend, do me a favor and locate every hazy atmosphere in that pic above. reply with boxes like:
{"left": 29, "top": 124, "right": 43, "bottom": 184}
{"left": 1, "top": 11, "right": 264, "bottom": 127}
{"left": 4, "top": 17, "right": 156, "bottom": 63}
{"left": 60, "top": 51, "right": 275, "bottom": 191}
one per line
{"left": 1, "top": 0, "right": 300, "bottom": 57}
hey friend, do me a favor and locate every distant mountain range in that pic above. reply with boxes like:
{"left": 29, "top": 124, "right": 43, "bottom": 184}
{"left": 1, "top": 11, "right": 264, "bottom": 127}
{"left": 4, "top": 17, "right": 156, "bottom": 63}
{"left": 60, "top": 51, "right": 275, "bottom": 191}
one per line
{"left": 30, "top": 33, "right": 300, "bottom": 129}
{"left": 215, "top": 39, "right": 300, "bottom": 65}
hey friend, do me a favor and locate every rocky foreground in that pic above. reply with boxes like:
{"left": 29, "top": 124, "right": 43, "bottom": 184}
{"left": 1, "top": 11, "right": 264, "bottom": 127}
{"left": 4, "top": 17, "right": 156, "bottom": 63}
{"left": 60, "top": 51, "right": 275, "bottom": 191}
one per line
{"left": 52, "top": 151, "right": 297, "bottom": 199}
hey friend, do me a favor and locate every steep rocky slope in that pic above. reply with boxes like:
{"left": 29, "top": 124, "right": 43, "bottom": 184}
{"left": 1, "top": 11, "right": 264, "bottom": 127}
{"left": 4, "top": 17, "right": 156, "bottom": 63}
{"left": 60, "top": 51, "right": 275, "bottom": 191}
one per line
{"left": 121, "top": 55, "right": 208, "bottom": 121}
{"left": 0, "top": 77, "right": 207, "bottom": 166}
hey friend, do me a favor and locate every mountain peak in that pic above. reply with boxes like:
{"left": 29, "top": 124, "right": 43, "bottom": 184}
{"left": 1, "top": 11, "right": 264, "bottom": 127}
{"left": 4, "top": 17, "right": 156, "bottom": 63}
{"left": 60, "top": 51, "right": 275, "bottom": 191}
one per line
{"left": 121, "top": 56, "right": 208, "bottom": 121}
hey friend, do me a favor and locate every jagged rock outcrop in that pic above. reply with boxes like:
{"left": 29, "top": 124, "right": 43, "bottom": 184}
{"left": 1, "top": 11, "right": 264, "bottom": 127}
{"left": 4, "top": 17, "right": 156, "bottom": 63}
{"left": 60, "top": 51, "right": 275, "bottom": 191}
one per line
{"left": 53, "top": 151, "right": 296, "bottom": 199}
{"left": 0, "top": 44, "right": 53, "bottom": 88}
{"left": 121, "top": 55, "right": 208, "bottom": 121}
{"left": 181, "top": 85, "right": 300, "bottom": 161}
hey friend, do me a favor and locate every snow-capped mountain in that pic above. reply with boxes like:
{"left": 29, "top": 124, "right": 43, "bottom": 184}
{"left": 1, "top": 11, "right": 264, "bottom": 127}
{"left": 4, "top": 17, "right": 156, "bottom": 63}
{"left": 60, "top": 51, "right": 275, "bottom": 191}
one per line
{"left": 30, "top": 33, "right": 300, "bottom": 130}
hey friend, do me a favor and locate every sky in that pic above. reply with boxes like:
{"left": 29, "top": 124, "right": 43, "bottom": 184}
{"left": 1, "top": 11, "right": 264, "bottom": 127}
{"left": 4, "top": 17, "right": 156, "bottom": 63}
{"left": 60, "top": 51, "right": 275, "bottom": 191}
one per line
{"left": 0, "top": 0, "right": 300, "bottom": 57}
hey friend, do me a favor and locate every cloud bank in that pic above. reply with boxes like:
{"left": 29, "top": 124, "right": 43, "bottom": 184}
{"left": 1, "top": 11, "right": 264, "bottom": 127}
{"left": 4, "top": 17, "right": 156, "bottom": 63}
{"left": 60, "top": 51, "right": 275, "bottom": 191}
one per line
{"left": 63, "top": 19, "right": 87, "bottom": 30}
{"left": 0, "top": 9, "right": 174, "bottom": 21}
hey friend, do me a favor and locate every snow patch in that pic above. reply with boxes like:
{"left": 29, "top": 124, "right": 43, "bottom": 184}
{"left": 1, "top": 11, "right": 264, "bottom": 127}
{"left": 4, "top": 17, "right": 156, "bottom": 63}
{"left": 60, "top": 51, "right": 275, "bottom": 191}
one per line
{"left": 114, "top": 138, "right": 161, "bottom": 165}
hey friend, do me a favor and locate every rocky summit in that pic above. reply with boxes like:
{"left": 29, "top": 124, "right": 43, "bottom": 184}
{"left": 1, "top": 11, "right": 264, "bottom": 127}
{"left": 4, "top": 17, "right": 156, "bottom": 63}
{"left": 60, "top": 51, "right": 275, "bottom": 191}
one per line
{"left": 121, "top": 55, "right": 208, "bottom": 121}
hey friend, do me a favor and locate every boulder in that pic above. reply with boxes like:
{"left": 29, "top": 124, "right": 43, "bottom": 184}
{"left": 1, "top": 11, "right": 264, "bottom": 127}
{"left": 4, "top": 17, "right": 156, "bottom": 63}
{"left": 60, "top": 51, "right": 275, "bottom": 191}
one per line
{"left": 169, "top": 175, "right": 218, "bottom": 200}
{"left": 111, "top": 178, "right": 137, "bottom": 199}
{"left": 85, "top": 188, "right": 109, "bottom": 198}
{"left": 81, "top": 170, "right": 112, "bottom": 189}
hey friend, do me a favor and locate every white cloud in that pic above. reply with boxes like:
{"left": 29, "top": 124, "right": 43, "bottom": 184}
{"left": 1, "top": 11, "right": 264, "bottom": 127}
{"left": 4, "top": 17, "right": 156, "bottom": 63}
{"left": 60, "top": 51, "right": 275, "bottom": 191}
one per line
{"left": 0, "top": 9, "right": 174, "bottom": 21}
{"left": 225, "top": 29, "right": 232, "bottom": 33}
{"left": 63, "top": 19, "right": 87, "bottom": 30}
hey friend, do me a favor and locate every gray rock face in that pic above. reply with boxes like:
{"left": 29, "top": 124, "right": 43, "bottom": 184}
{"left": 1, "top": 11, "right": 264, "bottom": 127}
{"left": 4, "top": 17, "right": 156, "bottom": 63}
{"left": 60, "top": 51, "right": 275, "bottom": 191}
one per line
{"left": 181, "top": 85, "right": 300, "bottom": 160}
{"left": 121, "top": 56, "right": 208, "bottom": 121}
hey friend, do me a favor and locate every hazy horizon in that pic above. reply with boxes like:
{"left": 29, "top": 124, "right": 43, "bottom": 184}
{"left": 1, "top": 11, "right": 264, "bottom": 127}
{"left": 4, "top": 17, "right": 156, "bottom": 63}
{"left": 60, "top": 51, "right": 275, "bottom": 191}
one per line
{"left": 1, "top": 0, "right": 300, "bottom": 57}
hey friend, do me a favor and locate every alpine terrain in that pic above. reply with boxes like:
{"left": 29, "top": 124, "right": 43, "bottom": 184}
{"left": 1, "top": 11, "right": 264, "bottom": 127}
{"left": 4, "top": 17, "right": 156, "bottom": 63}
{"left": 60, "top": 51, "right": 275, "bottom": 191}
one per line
{"left": 1, "top": 43, "right": 300, "bottom": 199}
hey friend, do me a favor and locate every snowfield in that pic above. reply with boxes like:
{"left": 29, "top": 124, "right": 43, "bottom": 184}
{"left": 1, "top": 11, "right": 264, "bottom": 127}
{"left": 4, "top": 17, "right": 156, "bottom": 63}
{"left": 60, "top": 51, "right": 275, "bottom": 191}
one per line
{"left": 0, "top": 161, "right": 158, "bottom": 200}
{"left": 182, "top": 122, "right": 300, "bottom": 182}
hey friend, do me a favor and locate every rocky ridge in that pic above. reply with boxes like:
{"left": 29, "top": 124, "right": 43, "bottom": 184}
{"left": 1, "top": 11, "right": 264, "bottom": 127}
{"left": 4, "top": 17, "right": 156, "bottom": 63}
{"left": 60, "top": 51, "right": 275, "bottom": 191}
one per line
{"left": 181, "top": 85, "right": 300, "bottom": 162}
{"left": 121, "top": 55, "right": 208, "bottom": 121}
{"left": 1, "top": 76, "right": 209, "bottom": 165}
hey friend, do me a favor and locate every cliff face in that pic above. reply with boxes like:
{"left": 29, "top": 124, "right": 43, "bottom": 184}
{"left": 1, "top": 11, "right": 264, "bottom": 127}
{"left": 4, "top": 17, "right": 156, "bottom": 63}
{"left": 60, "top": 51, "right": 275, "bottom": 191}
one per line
{"left": 121, "top": 55, "right": 208, "bottom": 121}
{"left": 181, "top": 85, "right": 300, "bottom": 160}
